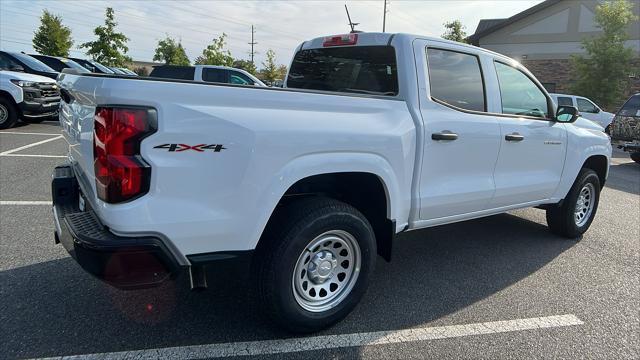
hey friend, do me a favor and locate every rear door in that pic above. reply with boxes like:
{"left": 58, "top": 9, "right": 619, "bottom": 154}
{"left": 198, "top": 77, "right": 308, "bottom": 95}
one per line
{"left": 416, "top": 40, "right": 502, "bottom": 220}
{"left": 202, "top": 68, "right": 229, "bottom": 84}
{"left": 576, "top": 97, "right": 603, "bottom": 125}
{"left": 488, "top": 61, "right": 566, "bottom": 207}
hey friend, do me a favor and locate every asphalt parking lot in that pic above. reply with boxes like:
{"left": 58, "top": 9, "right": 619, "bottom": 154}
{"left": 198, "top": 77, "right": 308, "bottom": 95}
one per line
{"left": 1, "top": 120, "right": 638, "bottom": 359}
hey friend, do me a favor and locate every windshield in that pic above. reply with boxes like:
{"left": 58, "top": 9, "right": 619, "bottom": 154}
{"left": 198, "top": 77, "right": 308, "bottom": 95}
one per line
{"left": 10, "top": 52, "right": 56, "bottom": 72}
{"left": 59, "top": 58, "right": 90, "bottom": 71}
{"left": 619, "top": 95, "right": 640, "bottom": 117}
{"left": 90, "top": 60, "right": 115, "bottom": 73}
{"left": 287, "top": 46, "right": 398, "bottom": 96}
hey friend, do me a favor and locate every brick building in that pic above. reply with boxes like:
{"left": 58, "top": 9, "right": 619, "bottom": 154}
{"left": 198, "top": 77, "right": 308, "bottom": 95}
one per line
{"left": 468, "top": 0, "right": 639, "bottom": 110}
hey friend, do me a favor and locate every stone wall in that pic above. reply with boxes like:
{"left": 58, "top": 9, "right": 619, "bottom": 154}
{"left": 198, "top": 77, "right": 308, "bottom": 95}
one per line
{"left": 522, "top": 58, "right": 640, "bottom": 111}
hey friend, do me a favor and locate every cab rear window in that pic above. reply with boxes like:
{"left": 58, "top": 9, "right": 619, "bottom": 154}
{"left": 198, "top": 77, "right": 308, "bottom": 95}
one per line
{"left": 287, "top": 46, "right": 398, "bottom": 96}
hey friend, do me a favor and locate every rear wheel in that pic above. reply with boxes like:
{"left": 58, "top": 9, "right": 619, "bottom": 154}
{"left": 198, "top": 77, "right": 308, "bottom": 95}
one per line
{"left": 546, "top": 168, "right": 601, "bottom": 238}
{"left": 255, "top": 197, "right": 376, "bottom": 333}
{"left": 630, "top": 152, "right": 640, "bottom": 164}
{"left": 0, "top": 98, "right": 18, "bottom": 129}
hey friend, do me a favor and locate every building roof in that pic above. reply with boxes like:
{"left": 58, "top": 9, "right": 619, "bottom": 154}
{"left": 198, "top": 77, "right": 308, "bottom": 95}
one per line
{"left": 467, "top": 0, "right": 562, "bottom": 44}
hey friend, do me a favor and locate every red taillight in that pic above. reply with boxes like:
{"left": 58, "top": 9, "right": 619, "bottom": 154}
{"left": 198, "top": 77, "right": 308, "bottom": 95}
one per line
{"left": 323, "top": 33, "right": 358, "bottom": 47}
{"left": 93, "top": 107, "right": 157, "bottom": 203}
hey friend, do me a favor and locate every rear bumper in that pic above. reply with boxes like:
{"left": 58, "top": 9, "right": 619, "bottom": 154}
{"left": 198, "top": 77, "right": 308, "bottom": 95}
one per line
{"left": 51, "top": 165, "right": 181, "bottom": 289}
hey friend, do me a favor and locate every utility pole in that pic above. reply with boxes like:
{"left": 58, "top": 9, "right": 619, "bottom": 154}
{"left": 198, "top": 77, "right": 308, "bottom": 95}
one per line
{"left": 248, "top": 25, "right": 257, "bottom": 65}
{"left": 383, "top": 0, "right": 388, "bottom": 32}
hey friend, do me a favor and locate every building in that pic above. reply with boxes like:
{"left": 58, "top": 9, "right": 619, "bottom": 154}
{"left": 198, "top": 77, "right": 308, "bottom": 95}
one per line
{"left": 469, "top": 0, "right": 639, "bottom": 109}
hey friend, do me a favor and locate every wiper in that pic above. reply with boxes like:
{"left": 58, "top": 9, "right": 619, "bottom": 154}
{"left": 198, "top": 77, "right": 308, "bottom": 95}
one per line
{"left": 337, "top": 88, "right": 396, "bottom": 96}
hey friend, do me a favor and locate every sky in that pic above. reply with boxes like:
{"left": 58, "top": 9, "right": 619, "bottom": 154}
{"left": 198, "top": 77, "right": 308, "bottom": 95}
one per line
{"left": 0, "top": 0, "right": 544, "bottom": 67}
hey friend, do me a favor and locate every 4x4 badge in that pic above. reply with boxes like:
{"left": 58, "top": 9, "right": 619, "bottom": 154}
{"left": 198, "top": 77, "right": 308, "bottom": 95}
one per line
{"left": 154, "top": 144, "right": 226, "bottom": 152}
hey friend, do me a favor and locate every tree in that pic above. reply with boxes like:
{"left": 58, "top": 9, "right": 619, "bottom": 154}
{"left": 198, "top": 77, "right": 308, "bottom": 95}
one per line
{"left": 571, "top": 0, "right": 638, "bottom": 109}
{"left": 441, "top": 20, "right": 467, "bottom": 43}
{"left": 233, "top": 59, "right": 257, "bottom": 75}
{"left": 153, "top": 35, "right": 190, "bottom": 65}
{"left": 80, "top": 7, "right": 131, "bottom": 67}
{"left": 260, "top": 49, "right": 279, "bottom": 83}
{"left": 194, "top": 34, "right": 234, "bottom": 66}
{"left": 276, "top": 64, "right": 288, "bottom": 80}
{"left": 32, "top": 10, "right": 73, "bottom": 56}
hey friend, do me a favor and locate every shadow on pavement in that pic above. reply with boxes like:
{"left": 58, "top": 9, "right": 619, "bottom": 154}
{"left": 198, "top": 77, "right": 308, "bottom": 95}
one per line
{"left": 2, "top": 213, "right": 574, "bottom": 359}
{"left": 605, "top": 162, "right": 640, "bottom": 195}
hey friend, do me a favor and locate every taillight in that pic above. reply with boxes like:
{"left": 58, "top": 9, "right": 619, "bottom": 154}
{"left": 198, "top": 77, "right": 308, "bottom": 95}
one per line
{"left": 93, "top": 106, "right": 157, "bottom": 203}
{"left": 323, "top": 33, "right": 358, "bottom": 47}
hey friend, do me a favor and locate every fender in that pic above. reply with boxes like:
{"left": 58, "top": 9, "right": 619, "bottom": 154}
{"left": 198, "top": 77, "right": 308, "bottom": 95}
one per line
{"left": 246, "top": 151, "right": 408, "bottom": 250}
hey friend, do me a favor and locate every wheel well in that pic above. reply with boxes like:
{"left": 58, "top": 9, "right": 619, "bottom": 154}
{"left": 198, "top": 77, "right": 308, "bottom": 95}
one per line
{"left": 275, "top": 172, "right": 394, "bottom": 262}
{"left": 582, "top": 155, "right": 608, "bottom": 188}
{"left": 0, "top": 90, "right": 17, "bottom": 106}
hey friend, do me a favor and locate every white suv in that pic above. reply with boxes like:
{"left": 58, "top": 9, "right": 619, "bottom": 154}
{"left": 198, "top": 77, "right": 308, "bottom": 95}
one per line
{"left": 550, "top": 93, "right": 614, "bottom": 129}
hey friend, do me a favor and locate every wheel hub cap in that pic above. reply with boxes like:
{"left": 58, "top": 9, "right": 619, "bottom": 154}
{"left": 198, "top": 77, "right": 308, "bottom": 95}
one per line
{"left": 308, "top": 251, "right": 337, "bottom": 284}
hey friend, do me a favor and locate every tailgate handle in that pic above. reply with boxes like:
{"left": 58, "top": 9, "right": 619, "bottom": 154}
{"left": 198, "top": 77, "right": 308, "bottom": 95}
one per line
{"left": 60, "top": 88, "right": 74, "bottom": 104}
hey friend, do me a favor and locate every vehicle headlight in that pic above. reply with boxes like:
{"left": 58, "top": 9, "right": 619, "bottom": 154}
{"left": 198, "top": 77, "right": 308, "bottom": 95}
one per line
{"left": 10, "top": 79, "right": 36, "bottom": 87}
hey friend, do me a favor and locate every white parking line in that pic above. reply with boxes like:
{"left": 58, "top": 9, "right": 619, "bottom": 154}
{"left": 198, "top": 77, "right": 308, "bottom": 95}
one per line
{"left": 0, "top": 201, "right": 52, "bottom": 205}
{"left": 0, "top": 135, "right": 63, "bottom": 156}
{"left": 0, "top": 154, "right": 67, "bottom": 158}
{"left": 0, "top": 131, "right": 61, "bottom": 136}
{"left": 34, "top": 314, "right": 582, "bottom": 360}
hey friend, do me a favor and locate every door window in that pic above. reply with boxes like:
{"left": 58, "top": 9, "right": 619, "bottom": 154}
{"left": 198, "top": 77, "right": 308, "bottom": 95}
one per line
{"left": 229, "top": 71, "right": 254, "bottom": 85}
{"left": 556, "top": 96, "right": 573, "bottom": 107}
{"left": 494, "top": 61, "right": 549, "bottom": 118}
{"left": 576, "top": 98, "right": 598, "bottom": 113}
{"left": 202, "top": 68, "right": 228, "bottom": 83}
{"left": 426, "top": 48, "right": 485, "bottom": 112}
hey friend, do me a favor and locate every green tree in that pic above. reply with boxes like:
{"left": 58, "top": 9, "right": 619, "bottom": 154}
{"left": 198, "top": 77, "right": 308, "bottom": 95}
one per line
{"left": 194, "top": 34, "right": 234, "bottom": 66}
{"left": 441, "top": 20, "right": 468, "bottom": 43}
{"left": 80, "top": 7, "right": 131, "bottom": 66}
{"left": 571, "top": 0, "right": 638, "bottom": 109}
{"left": 32, "top": 10, "right": 74, "bottom": 56}
{"left": 153, "top": 35, "right": 190, "bottom": 65}
{"left": 276, "top": 64, "right": 288, "bottom": 80}
{"left": 233, "top": 59, "right": 257, "bottom": 75}
{"left": 260, "top": 49, "right": 279, "bottom": 83}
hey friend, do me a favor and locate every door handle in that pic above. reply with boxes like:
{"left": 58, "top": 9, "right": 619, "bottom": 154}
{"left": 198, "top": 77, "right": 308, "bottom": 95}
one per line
{"left": 505, "top": 133, "right": 524, "bottom": 142}
{"left": 431, "top": 131, "right": 458, "bottom": 141}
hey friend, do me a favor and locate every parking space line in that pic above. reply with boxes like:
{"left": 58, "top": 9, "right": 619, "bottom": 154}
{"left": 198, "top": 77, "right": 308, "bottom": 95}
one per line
{"left": 0, "top": 201, "right": 52, "bottom": 205}
{"left": 0, "top": 131, "right": 61, "bottom": 136}
{"left": 0, "top": 154, "right": 67, "bottom": 158}
{"left": 0, "top": 135, "right": 63, "bottom": 156}
{"left": 34, "top": 314, "right": 582, "bottom": 359}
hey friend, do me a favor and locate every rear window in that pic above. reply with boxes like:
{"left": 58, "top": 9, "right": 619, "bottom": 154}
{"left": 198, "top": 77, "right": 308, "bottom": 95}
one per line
{"left": 150, "top": 66, "right": 195, "bottom": 80}
{"left": 287, "top": 46, "right": 398, "bottom": 96}
{"left": 556, "top": 96, "right": 573, "bottom": 106}
{"left": 619, "top": 94, "right": 640, "bottom": 117}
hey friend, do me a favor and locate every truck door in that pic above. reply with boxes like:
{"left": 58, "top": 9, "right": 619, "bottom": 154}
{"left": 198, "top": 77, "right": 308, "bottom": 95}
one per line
{"left": 415, "top": 40, "right": 502, "bottom": 220}
{"left": 488, "top": 61, "right": 566, "bottom": 207}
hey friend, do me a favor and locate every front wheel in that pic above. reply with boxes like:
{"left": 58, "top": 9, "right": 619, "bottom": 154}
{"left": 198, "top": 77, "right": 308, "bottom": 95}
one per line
{"left": 0, "top": 98, "right": 18, "bottom": 129}
{"left": 255, "top": 197, "right": 376, "bottom": 333}
{"left": 546, "top": 168, "right": 601, "bottom": 238}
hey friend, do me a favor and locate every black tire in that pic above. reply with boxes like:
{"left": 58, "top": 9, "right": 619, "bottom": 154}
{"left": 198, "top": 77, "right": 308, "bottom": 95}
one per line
{"left": 546, "top": 168, "right": 601, "bottom": 239}
{"left": 0, "top": 97, "right": 18, "bottom": 129}
{"left": 254, "top": 197, "right": 376, "bottom": 333}
{"left": 630, "top": 152, "right": 640, "bottom": 164}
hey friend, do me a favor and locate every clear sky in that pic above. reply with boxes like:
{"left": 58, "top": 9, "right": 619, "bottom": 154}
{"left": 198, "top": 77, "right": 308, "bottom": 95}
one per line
{"left": 0, "top": 0, "right": 543, "bottom": 67}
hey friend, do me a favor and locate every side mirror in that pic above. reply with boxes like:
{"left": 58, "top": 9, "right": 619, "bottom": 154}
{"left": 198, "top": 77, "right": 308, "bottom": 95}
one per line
{"left": 9, "top": 64, "right": 24, "bottom": 72}
{"left": 556, "top": 105, "right": 579, "bottom": 123}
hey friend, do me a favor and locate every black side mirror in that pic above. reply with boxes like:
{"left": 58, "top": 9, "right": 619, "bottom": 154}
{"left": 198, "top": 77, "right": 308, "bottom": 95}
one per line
{"left": 9, "top": 64, "right": 24, "bottom": 72}
{"left": 556, "top": 105, "right": 579, "bottom": 123}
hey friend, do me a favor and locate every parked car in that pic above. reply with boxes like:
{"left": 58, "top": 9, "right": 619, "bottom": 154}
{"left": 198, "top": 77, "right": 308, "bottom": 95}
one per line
{"left": 550, "top": 93, "right": 614, "bottom": 129}
{"left": 54, "top": 32, "right": 611, "bottom": 333}
{"left": 0, "top": 70, "right": 60, "bottom": 129}
{"left": 28, "top": 54, "right": 89, "bottom": 73}
{"left": 116, "top": 67, "right": 138, "bottom": 76}
{"left": 149, "top": 64, "right": 265, "bottom": 86}
{"left": 609, "top": 93, "right": 640, "bottom": 164}
{"left": 67, "top": 57, "right": 114, "bottom": 74}
{"left": 0, "top": 51, "right": 58, "bottom": 79}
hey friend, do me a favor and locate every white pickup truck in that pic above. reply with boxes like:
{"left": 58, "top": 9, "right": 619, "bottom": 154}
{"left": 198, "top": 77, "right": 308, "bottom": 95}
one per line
{"left": 53, "top": 32, "right": 611, "bottom": 332}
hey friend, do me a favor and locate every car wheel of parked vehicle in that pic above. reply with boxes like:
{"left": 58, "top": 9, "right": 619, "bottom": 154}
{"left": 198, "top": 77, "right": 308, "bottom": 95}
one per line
{"left": 255, "top": 197, "right": 376, "bottom": 333}
{"left": 630, "top": 152, "right": 640, "bottom": 164}
{"left": 546, "top": 168, "right": 601, "bottom": 239}
{"left": 0, "top": 97, "right": 18, "bottom": 129}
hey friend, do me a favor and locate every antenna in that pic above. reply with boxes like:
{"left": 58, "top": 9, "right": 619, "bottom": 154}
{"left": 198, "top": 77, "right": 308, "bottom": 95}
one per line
{"left": 345, "top": 4, "right": 359, "bottom": 33}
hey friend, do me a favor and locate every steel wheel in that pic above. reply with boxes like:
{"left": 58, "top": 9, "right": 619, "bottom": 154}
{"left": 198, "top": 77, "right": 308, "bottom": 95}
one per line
{"left": 0, "top": 103, "right": 8, "bottom": 124}
{"left": 292, "top": 230, "right": 361, "bottom": 313}
{"left": 574, "top": 183, "right": 595, "bottom": 227}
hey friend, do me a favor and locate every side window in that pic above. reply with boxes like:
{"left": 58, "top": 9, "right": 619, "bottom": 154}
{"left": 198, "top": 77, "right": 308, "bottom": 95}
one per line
{"left": 557, "top": 96, "right": 573, "bottom": 106}
{"left": 229, "top": 71, "right": 254, "bottom": 85}
{"left": 426, "top": 48, "right": 485, "bottom": 112}
{"left": 577, "top": 98, "right": 598, "bottom": 113}
{"left": 202, "top": 68, "right": 228, "bottom": 83}
{"left": 494, "top": 61, "right": 549, "bottom": 118}
{"left": 0, "top": 54, "right": 15, "bottom": 70}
